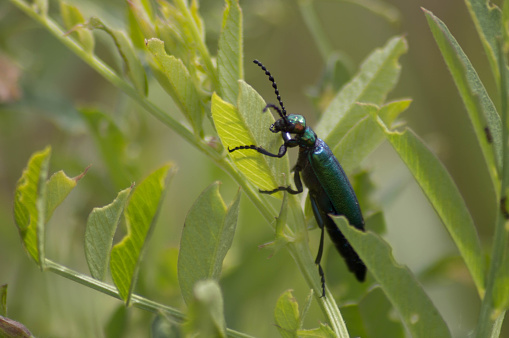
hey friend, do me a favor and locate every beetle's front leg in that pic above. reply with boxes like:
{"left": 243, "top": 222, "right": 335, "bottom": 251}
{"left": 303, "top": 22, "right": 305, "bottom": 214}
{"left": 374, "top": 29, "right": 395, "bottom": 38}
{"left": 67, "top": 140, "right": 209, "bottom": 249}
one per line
{"left": 228, "top": 143, "right": 288, "bottom": 158}
{"left": 260, "top": 166, "right": 304, "bottom": 195}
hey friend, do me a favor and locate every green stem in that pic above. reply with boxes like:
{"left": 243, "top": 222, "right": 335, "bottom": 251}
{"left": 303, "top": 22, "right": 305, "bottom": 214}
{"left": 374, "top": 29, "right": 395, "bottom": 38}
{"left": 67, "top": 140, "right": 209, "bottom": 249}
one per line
{"left": 45, "top": 259, "right": 253, "bottom": 338}
{"left": 9, "top": 0, "right": 345, "bottom": 334}
{"left": 9, "top": 0, "right": 197, "bottom": 149}
{"left": 287, "top": 241, "right": 349, "bottom": 337}
{"left": 475, "top": 39, "right": 509, "bottom": 338}
{"left": 296, "top": 0, "right": 331, "bottom": 62}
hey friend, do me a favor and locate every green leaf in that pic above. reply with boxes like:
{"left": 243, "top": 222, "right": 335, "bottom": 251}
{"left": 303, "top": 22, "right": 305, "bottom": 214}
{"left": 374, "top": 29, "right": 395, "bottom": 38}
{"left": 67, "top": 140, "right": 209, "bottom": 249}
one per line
{"left": 464, "top": 0, "right": 504, "bottom": 87}
{"left": 184, "top": 280, "right": 226, "bottom": 338}
{"left": 366, "top": 105, "right": 485, "bottom": 295}
{"left": 424, "top": 8, "right": 502, "bottom": 191}
{"left": 211, "top": 83, "right": 289, "bottom": 196}
{"left": 45, "top": 168, "right": 87, "bottom": 223}
{"left": 359, "top": 287, "right": 405, "bottom": 338}
{"left": 333, "top": 99, "right": 411, "bottom": 173}
{"left": 60, "top": 1, "right": 94, "bottom": 53}
{"left": 105, "top": 305, "right": 128, "bottom": 338}
{"left": 110, "top": 164, "right": 173, "bottom": 304}
{"left": 127, "top": 0, "right": 156, "bottom": 45}
{"left": 146, "top": 38, "right": 204, "bottom": 135}
{"left": 178, "top": 182, "right": 240, "bottom": 305}
{"left": 80, "top": 108, "right": 136, "bottom": 189}
{"left": 274, "top": 290, "right": 300, "bottom": 338}
{"left": 13, "top": 146, "right": 51, "bottom": 266}
{"left": 339, "top": 304, "right": 367, "bottom": 338}
{"left": 86, "top": 17, "right": 148, "bottom": 96}
{"left": 217, "top": 0, "right": 243, "bottom": 104}
{"left": 493, "top": 245, "right": 509, "bottom": 311}
{"left": 340, "top": 0, "right": 400, "bottom": 25}
{"left": 296, "top": 324, "right": 335, "bottom": 337}
{"left": 315, "top": 36, "right": 407, "bottom": 147}
{"left": 333, "top": 216, "right": 451, "bottom": 337}
{"left": 85, "top": 187, "right": 132, "bottom": 281}
{"left": 0, "top": 285, "right": 6, "bottom": 317}
{"left": 156, "top": 2, "right": 196, "bottom": 68}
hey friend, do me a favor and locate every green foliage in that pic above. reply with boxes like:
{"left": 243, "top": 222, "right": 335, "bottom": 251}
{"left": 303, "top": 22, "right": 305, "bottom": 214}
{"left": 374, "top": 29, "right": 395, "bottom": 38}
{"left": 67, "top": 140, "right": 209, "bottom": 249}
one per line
{"left": 424, "top": 9, "right": 502, "bottom": 190}
{"left": 146, "top": 38, "right": 205, "bottom": 135}
{"left": 4, "top": 0, "right": 509, "bottom": 337}
{"left": 363, "top": 103, "right": 485, "bottom": 294}
{"left": 110, "top": 164, "right": 173, "bottom": 304}
{"left": 334, "top": 216, "right": 450, "bottom": 336}
{"left": 212, "top": 82, "right": 289, "bottom": 197}
{"left": 85, "top": 187, "right": 132, "bottom": 281}
{"left": 274, "top": 290, "right": 336, "bottom": 337}
{"left": 178, "top": 182, "right": 240, "bottom": 305}
{"left": 184, "top": 280, "right": 227, "bottom": 337}
{"left": 315, "top": 36, "right": 407, "bottom": 146}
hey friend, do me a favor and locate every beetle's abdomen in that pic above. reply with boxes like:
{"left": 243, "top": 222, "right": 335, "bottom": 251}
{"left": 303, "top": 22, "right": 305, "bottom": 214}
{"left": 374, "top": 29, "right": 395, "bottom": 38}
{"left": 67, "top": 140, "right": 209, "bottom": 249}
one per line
{"left": 302, "top": 138, "right": 367, "bottom": 281}
{"left": 308, "top": 139, "right": 364, "bottom": 230}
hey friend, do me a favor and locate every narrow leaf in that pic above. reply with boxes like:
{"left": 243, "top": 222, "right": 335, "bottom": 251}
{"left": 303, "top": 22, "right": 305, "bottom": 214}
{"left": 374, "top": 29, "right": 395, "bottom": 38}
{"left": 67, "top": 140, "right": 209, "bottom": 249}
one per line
{"left": 185, "top": 280, "right": 226, "bottom": 338}
{"left": 424, "top": 8, "right": 502, "bottom": 189}
{"left": 217, "top": 0, "right": 243, "bottom": 104}
{"left": 127, "top": 0, "right": 156, "bottom": 41}
{"left": 178, "top": 182, "right": 240, "bottom": 304}
{"left": 341, "top": 0, "right": 400, "bottom": 25}
{"left": 105, "top": 305, "right": 128, "bottom": 338}
{"left": 13, "top": 146, "right": 51, "bottom": 265}
{"left": 333, "top": 99, "right": 411, "bottom": 173}
{"left": 87, "top": 17, "right": 148, "bottom": 96}
{"left": 334, "top": 216, "right": 451, "bottom": 337}
{"left": 80, "top": 108, "right": 136, "bottom": 189}
{"left": 146, "top": 38, "right": 204, "bottom": 135}
{"left": 464, "top": 0, "right": 504, "bottom": 87}
{"left": 85, "top": 187, "right": 132, "bottom": 281}
{"left": 367, "top": 105, "right": 485, "bottom": 295}
{"left": 60, "top": 1, "right": 95, "bottom": 53}
{"left": 212, "top": 82, "right": 289, "bottom": 196}
{"left": 274, "top": 290, "right": 300, "bottom": 338}
{"left": 110, "top": 164, "right": 173, "bottom": 304}
{"left": 315, "top": 36, "right": 407, "bottom": 147}
{"left": 339, "top": 304, "right": 368, "bottom": 338}
{"left": 359, "top": 287, "right": 405, "bottom": 338}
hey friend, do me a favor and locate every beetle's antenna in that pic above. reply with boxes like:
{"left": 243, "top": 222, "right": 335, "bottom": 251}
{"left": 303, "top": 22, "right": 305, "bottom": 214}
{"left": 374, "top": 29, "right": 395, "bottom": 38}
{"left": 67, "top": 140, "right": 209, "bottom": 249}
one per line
{"left": 253, "top": 59, "right": 287, "bottom": 117}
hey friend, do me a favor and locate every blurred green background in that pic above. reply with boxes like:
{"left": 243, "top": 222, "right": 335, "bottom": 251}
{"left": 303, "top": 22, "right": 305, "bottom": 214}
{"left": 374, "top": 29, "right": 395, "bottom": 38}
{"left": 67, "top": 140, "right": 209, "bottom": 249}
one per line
{"left": 0, "top": 0, "right": 502, "bottom": 336}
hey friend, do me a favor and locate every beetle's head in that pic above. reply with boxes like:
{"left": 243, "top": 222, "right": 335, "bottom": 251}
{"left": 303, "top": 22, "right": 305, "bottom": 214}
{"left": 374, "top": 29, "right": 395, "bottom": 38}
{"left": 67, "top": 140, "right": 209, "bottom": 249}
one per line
{"left": 270, "top": 114, "right": 306, "bottom": 134}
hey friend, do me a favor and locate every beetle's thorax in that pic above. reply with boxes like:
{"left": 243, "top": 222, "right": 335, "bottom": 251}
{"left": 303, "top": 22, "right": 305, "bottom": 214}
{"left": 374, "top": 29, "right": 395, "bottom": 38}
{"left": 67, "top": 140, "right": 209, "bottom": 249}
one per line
{"left": 297, "top": 127, "right": 317, "bottom": 148}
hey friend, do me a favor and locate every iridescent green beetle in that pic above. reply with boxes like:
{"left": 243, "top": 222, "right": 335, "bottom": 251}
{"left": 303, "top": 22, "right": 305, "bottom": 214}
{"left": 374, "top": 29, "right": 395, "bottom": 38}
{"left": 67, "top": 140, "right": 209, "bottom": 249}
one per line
{"left": 229, "top": 60, "right": 366, "bottom": 296}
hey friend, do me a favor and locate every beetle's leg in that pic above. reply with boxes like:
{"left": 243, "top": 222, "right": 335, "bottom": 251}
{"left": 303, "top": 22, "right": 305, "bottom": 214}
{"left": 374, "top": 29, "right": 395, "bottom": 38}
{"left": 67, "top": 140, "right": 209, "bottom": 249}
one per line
{"left": 259, "top": 166, "right": 304, "bottom": 195}
{"left": 316, "top": 227, "right": 326, "bottom": 297}
{"left": 310, "top": 196, "right": 327, "bottom": 297}
{"left": 228, "top": 143, "right": 288, "bottom": 158}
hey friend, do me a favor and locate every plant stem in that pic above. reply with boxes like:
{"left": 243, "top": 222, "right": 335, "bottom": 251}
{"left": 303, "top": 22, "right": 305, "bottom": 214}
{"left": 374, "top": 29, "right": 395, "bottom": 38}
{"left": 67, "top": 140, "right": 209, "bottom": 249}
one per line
{"left": 45, "top": 259, "right": 253, "bottom": 338}
{"left": 287, "top": 241, "right": 349, "bottom": 337}
{"left": 296, "top": 0, "right": 331, "bottom": 62}
{"left": 475, "top": 39, "right": 509, "bottom": 338}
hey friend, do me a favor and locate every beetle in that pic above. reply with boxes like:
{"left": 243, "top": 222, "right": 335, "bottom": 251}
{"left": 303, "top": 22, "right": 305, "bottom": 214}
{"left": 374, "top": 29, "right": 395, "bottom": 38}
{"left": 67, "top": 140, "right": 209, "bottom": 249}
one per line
{"left": 228, "top": 60, "right": 367, "bottom": 297}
